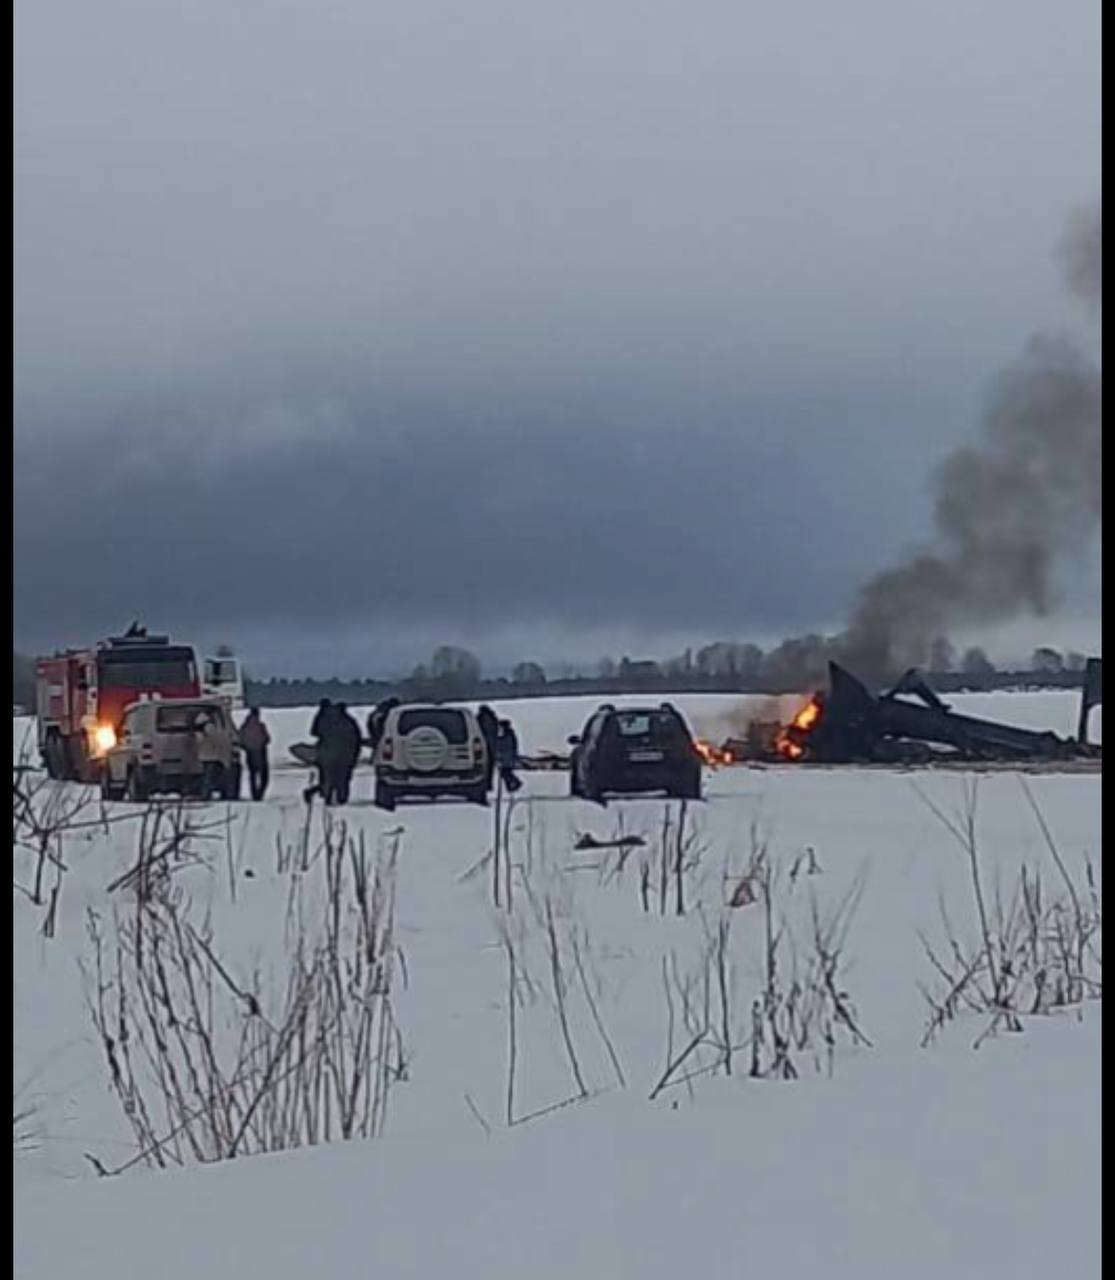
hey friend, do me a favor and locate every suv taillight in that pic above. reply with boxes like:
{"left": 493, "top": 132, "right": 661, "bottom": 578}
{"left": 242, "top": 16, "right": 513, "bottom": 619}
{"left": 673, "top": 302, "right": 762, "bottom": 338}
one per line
{"left": 472, "top": 738, "right": 484, "bottom": 761}
{"left": 382, "top": 738, "right": 394, "bottom": 761}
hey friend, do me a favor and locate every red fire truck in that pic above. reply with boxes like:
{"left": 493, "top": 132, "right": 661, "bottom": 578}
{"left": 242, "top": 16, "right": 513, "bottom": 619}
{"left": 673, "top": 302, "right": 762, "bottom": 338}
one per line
{"left": 34, "top": 630, "right": 202, "bottom": 781}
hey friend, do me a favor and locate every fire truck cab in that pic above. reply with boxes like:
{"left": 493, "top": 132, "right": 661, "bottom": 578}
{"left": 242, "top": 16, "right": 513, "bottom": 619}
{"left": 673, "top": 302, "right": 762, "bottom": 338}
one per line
{"left": 35, "top": 632, "right": 202, "bottom": 782}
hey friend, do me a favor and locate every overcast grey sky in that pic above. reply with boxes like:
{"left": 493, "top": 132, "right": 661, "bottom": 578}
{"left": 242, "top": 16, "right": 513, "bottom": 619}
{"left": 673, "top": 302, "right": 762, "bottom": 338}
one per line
{"left": 15, "top": 0, "right": 1100, "bottom": 676}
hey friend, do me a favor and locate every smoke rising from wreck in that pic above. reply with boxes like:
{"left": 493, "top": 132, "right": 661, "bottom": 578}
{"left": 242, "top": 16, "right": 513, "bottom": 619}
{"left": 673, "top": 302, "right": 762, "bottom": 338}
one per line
{"left": 834, "top": 205, "right": 1102, "bottom": 683}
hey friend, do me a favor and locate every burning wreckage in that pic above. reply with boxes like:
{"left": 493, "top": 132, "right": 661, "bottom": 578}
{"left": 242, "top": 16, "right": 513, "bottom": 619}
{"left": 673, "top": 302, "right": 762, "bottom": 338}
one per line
{"left": 705, "top": 659, "right": 1102, "bottom": 768}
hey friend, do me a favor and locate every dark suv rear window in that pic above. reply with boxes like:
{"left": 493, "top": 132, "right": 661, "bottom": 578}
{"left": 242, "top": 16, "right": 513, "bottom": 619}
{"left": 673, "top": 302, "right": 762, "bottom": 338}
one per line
{"left": 615, "top": 710, "right": 688, "bottom": 743}
{"left": 397, "top": 708, "right": 469, "bottom": 743}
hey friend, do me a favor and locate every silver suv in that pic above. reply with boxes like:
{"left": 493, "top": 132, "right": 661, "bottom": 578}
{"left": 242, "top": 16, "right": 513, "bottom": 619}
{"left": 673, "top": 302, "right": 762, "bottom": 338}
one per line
{"left": 101, "top": 697, "right": 242, "bottom": 802}
{"left": 373, "top": 705, "right": 488, "bottom": 810}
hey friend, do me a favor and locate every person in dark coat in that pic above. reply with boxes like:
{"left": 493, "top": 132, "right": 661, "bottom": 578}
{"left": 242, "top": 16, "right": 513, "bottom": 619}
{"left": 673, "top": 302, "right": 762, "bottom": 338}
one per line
{"left": 305, "top": 698, "right": 342, "bottom": 804}
{"left": 334, "top": 702, "right": 363, "bottom": 804}
{"left": 238, "top": 707, "right": 271, "bottom": 801}
{"left": 476, "top": 704, "right": 499, "bottom": 790}
{"left": 310, "top": 697, "right": 334, "bottom": 740}
{"left": 495, "top": 718, "right": 522, "bottom": 793}
{"left": 366, "top": 696, "right": 400, "bottom": 760}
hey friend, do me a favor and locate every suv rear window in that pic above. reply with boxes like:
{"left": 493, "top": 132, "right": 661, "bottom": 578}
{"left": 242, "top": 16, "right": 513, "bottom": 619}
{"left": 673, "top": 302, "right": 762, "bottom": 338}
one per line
{"left": 397, "top": 708, "right": 469, "bottom": 744}
{"left": 156, "top": 705, "right": 225, "bottom": 732}
{"left": 615, "top": 710, "right": 686, "bottom": 741}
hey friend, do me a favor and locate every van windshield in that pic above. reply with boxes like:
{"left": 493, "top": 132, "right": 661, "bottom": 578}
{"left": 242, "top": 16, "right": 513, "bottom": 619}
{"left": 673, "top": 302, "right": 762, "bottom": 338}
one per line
{"left": 397, "top": 708, "right": 468, "bottom": 744}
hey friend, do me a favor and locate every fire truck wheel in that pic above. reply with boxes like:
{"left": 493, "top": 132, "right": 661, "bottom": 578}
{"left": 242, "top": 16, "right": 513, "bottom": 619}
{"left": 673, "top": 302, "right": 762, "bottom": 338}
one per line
{"left": 126, "top": 767, "right": 151, "bottom": 803}
{"left": 44, "top": 736, "right": 65, "bottom": 780}
{"left": 65, "top": 737, "right": 88, "bottom": 783}
{"left": 101, "top": 770, "right": 125, "bottom": 802}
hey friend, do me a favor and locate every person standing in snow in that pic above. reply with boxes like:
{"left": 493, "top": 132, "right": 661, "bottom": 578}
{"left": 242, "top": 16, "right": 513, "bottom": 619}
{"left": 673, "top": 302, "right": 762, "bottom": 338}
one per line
{"left": 334, "top": 702, "right": 363, "bottom": 804}
{"left": 495, "top": 718, "right": 522, "bottom": 793}
{"left": 305, "top": 698, "right": 341, "bottom": 804}
{"left": 238, "top": 707, "right": 271, "bottom": 801}
{"left": 366, "top": 696, "right": 400, "bottom": 761}
{"left": 476, "top": 704, "right": 499, "bottom": 791}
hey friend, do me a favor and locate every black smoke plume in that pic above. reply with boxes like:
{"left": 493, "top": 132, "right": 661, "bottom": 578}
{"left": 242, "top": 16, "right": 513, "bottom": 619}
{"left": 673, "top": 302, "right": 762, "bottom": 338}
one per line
{"left": 837, "top": 206, "right": 1102, "bottom": 682}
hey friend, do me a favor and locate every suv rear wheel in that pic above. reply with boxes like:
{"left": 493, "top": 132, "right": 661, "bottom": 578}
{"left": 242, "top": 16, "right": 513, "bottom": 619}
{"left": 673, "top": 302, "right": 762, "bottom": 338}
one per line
{"left": 374, "top": 779, "right": 396, "bottom": 811}
{"left": 670, "top": 765, "right": 702, "bottom": 801}
{"left": 583, "top": 772, "right": 606, "bottom": 805}
{"left": 569, "top": 752, "right": 583, "bottom": 797}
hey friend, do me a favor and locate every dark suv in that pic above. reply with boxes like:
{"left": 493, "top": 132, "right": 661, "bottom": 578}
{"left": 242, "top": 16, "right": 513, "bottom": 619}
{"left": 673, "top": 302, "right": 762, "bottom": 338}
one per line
{"left": 568, "top": 704, "right": 702, "bottom": 802}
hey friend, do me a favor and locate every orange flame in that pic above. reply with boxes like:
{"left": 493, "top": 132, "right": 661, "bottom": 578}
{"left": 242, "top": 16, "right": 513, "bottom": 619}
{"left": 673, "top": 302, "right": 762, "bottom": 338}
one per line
{"left": 695, "top": 738, "right": 735, "bottom": 767}
{"left": 775, "top": 695, "right": 823, "bottom": 761}
{"left": 792, "top": 700, "right": 821, "bottom": 732}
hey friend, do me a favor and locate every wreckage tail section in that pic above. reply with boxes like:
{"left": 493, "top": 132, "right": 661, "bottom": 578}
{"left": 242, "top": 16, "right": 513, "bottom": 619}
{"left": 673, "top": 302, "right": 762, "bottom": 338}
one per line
{"left": 812, "top": 662, "right": 880, "bottom": 762}
{"left": 803, "top": 661, "right": 1101, "bottom": 764}
{"left": 1079, "top": 658, "right": 1102, "bottom": 745}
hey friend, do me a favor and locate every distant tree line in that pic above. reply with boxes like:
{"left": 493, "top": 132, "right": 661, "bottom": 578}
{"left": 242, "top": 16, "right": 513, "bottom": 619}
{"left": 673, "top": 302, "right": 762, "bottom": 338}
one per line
{"left": 239, "top": 641, "right": 1095, "bottom": 709}
{"left": 12, "top": 641, "right": 1095, "bottom": 713}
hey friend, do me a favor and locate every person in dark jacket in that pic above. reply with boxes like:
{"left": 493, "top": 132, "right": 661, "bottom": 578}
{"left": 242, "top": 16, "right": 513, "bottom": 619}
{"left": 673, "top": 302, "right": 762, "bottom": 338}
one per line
{"left": 310, "top": 698, "right": 334, "bottom": 740}
{"left": 305, "top": 699, "right": 342, "bottom": 804}
{"left": 334, "top": 702, "right": 363, "bottom": 804}
{"left": 476, "top": 704, "right": 499, "bottom": 790}
{"left": 495, "top": 718, "right": 522, "bottom": 793}
{"left": 238, "top": 707, "right": 271, "bottom": 801}
{"left": 366, "top": 696, "right": 400, "bottom": 760}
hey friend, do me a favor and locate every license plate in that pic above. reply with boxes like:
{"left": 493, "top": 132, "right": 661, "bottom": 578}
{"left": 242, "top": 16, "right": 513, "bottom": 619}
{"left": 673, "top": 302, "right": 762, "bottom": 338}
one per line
{"left": 629, "top": 750, "right": 663, "bottom": 762}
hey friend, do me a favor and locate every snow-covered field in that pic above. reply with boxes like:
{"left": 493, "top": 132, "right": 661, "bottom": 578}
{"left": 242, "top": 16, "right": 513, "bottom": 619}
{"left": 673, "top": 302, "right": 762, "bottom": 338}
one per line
{"left": 13, "top": 691, "right": 1101, "bottom": 1279}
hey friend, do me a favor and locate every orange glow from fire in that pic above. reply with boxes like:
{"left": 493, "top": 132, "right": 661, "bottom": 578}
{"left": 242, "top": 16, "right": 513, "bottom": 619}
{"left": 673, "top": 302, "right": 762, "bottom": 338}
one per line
{"left": 792, "top": 700, "right": 821, "bottom": 732}
{"left": 775, "top": 696, "right": 823, "bottom": 760}
{"left": 695, "top": 738, "right": 735, "bottom": 767}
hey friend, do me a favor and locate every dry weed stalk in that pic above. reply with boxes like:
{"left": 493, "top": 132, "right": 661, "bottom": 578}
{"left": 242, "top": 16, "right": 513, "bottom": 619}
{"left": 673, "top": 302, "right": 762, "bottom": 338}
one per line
{"left": 13, "top": 1097, "right": 41, "bottom": 1156}
{"left": 83, "top": 824, "right": 405, "bottom": 1173}
{"left": 13, "top": 749, "right": 145, "bottom": 937}
{"left": 917, "top": 779, "right": 1101, "bottom": 1049}
{"left": 653, "top": 834, "right": 869, "bottom": 1097}
{"left": 650, "top": 917, "right": 740, "bottom": 1099}
{"left": 497, "top": 855, "right": 623, "bottom": 1125}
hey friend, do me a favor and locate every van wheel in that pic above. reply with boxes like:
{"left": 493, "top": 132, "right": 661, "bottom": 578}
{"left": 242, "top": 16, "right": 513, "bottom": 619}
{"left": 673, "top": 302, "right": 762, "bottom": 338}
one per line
{"left": 101, "top": 770, "right": 124, "bottom": 802}
{"left": 374, "top": 781, "right": 396, "bottom": 812}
